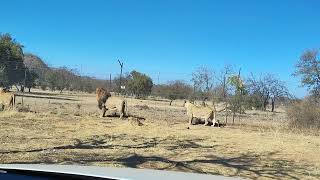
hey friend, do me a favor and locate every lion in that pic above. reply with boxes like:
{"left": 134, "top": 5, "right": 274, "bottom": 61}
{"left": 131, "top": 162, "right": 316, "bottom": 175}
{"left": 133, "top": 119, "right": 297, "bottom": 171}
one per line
{"left": 105, "top": 97, "right": 128, "bottom": 119}
{"left": 0, "top": 88, "right": 15, "bottom": 110}
{"left": 96, "top": 87, "right": 111, "bottom": 117}
{"left": 184, "top": 101, "right": 219, "bottom": 126}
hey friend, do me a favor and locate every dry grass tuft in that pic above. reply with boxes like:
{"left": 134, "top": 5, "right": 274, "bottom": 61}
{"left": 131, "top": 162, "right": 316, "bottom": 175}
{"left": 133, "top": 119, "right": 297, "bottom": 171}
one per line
{"left": 15, "top": 105, "right": 32, "bottom": 113}
{"left": 286, "top": 100, "right": 320, "bottom": 135}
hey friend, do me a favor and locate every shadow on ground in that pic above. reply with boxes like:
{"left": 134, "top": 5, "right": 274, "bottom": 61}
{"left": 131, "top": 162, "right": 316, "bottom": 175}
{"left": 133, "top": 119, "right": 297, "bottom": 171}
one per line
{"left": 1, "top": 134, "right": 318, "bottom": 179}
{"left": 0, "top": 134, "right": 214, "bottom": 154}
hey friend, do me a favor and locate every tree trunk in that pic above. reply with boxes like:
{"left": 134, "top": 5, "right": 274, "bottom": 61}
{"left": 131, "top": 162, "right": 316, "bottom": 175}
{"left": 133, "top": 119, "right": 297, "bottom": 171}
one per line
{"left": 232, "top": 105, "right": 236, "bottom": 125}
{"left": 263, "top": 98, "right": 268, "bottom": 111}
{"left": 28, "top": 88, "right": 31, "bottom": 92}
{"left": 232, "top": 110, "right": 236, "bottom": 124}
{"left": 225, "top": 103, "right": 228, "bottom": 125}
{"left": 223, "top": 75, "right": 228, "bottom": 125}
{"left": 271, "top": 98, "right": 275, "bottom": 112}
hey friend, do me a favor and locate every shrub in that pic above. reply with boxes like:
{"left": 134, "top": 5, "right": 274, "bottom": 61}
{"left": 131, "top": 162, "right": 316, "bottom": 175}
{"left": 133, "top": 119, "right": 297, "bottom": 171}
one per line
{"left": 16, "top": 105, "right": 31, "bottom": 112}
{"left": 286, "top": 99, "right": 320, "bottom": 132}
{"left": 127, "top": 71, "right": 153, "bottom": 97}
{"left": 151, "top": 80, "right": 193, "bottom": 100}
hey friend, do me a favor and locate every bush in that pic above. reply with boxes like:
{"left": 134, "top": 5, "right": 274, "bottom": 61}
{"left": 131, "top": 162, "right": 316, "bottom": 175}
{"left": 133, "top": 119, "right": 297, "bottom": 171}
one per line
{"left": 15, "top": 104, "right": 31, "bottom": 112}
{"left": 286, "top": 100, "right": 320, "bottom": 132}
{"left": 127, "top": 71, "right": 153, "bottom": 97}
{"left": 151, "top": 80, "right": 193, "bottom": 100}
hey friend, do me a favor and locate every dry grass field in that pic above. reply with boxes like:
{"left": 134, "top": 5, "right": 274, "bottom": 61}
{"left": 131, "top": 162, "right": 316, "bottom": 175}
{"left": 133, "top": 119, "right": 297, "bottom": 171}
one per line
{"left": 0, "top": 89, "right": 319, "bottom": 179}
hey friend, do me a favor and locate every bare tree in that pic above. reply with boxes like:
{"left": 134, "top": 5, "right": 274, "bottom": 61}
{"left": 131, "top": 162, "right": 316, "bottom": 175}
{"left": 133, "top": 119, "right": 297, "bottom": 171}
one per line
{"left": 217, "top": 65, "right": 234, "bottom": 124}
{"left": 247, "top": 73, "right": 289, "bottom": 112}
{"left": 269, "top": 78, "right": 290, "bottom": 112}
{"left": 294, "top": 49, "right": 320, "bottom": 101}
{"left": 229, "top": 69, "right": 245, "bottom": 124}
{"left": 191, "top": 66, "right": 215, "bottom": 100}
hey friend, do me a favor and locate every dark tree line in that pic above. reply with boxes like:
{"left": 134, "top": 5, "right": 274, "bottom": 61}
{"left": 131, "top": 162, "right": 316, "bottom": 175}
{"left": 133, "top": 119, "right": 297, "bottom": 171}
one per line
{"left": 0, "top": 33, "right": 107, "bottom": 93}
{"left": 152, "top": 80, "right": 193, "bottom": 100}
{"left": 24, "top": 53, "right": 108, "bottom": 93}
{"left": 1, "top": 33, "right": 155, "bottom": 95}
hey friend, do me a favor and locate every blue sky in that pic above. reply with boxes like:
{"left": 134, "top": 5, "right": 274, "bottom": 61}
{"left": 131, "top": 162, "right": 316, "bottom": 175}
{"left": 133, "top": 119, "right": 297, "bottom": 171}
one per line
{"left": 1, "top": 0, "right": 320, "bottom": 97}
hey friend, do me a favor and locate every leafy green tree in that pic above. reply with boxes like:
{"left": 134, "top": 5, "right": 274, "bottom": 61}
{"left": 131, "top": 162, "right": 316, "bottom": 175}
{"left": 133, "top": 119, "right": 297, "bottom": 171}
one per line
{"left": 0, "top": 33, "right": 25, "bottom": 88}
{"left": 0, "top": 66, "right": 9, "bottom": 87}
{"left": 228, "top": 73, "right": 246, "bottom": 123}
{"left": 45, "top": 70, "right": 57, "bottom": 91}
{"left": 229, "top": 75, "right": 245, "bottom": 92}
{"left": 127, "top": 70, "right": 153, "bottom": 97}
{"left": 55, "top": 67, "right": 73, "bottom": 92}
{"left": 44, "top": 67, "right": 70, "bottom": 92}
{"left": 24, "top": 53, "right": 49, "bottom": 89}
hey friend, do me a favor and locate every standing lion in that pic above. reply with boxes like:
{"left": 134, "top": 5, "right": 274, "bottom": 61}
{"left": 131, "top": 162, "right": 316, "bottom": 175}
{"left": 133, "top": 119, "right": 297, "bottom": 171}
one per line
{"left": 184, "top": 101, "right": 219, "bottom": 126}
{"left": 0, "top": 88, "right": 15, "bottom": 110}
{"left": 96, "top": 87, "right": 111, "bottom": 117}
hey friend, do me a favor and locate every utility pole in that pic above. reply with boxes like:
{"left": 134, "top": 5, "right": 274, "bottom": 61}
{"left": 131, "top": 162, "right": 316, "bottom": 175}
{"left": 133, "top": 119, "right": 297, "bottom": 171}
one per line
{"left": 157, "top": 72, "right": 160, "bottom": 85}
{"left": 118, "top": 59, "right": 124, "bottom": 94}
{"left": 109, "top": 73, "right": 112, "bottom": 90}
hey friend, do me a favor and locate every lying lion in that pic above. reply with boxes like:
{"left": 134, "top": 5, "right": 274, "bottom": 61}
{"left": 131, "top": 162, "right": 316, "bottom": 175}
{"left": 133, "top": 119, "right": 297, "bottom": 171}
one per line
{"left": 105, "top": 97, "right": 128, "bottom": 119}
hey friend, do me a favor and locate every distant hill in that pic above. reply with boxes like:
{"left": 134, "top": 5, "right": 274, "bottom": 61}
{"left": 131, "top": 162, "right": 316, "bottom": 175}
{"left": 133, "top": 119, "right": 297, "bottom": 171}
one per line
{"left": 24, "top": 53, "right": 49, "bottom": 71}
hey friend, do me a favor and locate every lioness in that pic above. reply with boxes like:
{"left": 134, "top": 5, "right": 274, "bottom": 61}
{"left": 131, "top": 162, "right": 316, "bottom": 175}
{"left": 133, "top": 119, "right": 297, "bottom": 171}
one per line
{"left": 0, "top": 88, "right": 15, "bottom": 110}
{"left": 184, "top": 101, "right": 219, "bottom": 126}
